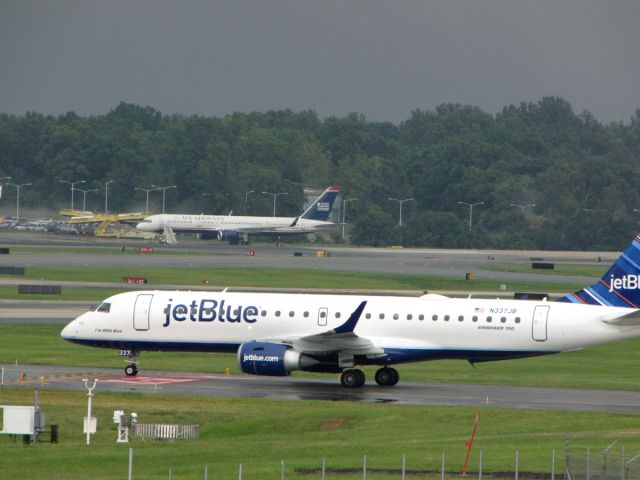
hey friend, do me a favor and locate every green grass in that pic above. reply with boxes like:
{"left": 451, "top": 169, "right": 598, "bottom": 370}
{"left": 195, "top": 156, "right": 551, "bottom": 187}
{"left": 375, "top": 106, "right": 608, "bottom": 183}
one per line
{"left": 2, "top": 324, "right": 640, "bottom": 391}
{"left": 0, "top": 387, "right": 637, "bottom": 479}
{"left": 483, "top": 263, "right": 608, "bottom": 277}
{"left": 2, "top": 266, "right": 588, "bottom": 294}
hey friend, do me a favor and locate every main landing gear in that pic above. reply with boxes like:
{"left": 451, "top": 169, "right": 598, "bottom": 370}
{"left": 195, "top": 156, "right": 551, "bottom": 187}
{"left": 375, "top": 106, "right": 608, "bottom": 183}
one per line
{"left": 339, "top": 367, "right": 399, "bottom": 388}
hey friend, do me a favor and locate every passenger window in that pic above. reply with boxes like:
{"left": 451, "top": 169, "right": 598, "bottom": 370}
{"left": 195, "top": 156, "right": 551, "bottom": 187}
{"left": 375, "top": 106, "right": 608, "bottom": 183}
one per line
{"left": 320, "top": 311, "right": 326, "bottom": 318}
{"left": 335, "top": 312, "right": 341, "bottom": 318}
{"left": 418, "top": 314, "right": 424, "bottom": 321}
{"left": 393, "top": 313, "right": 399, "bottom": 320}
{"left": 407, "top": 314, "right": 412, "bottom": 320}
{"left": 303, "top": 311, "right": 309, "bottom": 318}
{"left": 486, "top": 316, "right": 492, "bottom": 323}
{"left": 275, "top": 311, "right": 281, "bottom": 317}
{"left": 261, "top": 310, "right": 267, "bottom": 317}
{"left": 432, "top": 315, "right": 438, "bottom": 321}
{"left": 515, "top": 317, "right": 521, "bottom": 324}
{"left": 458, "top": 315, "right": 464, "bottom": 322}
{"left": 472, "top": 316, "right": 478, "bottom": 322}
{"left": 365, "top": 313, "right": 371, "bottom": 319}
{"left": 289, "top": 311, "right": 295, "bottom": 317}
{"left": 379, "top": 313, "right": 385, "bottom": 319}
{"left": 500, "top": 317, "right": 507, "bottom": 323}
{"left": 444, "top": 315, "right": 450, "bottom": 321}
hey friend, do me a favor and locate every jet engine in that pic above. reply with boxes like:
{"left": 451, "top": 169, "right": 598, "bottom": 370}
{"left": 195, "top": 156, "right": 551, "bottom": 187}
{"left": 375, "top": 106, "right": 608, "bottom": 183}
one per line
{"left": 217, "top": 230, "right": 241, "bottom": 244}
{"left": 238, "top": 341, "right": 320, "bottom": 376}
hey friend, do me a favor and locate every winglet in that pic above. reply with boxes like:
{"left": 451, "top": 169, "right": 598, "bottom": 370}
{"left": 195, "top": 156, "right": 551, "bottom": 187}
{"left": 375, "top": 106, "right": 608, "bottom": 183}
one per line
{"left": 333, "top": 301, "right": 367, "bottom": 334}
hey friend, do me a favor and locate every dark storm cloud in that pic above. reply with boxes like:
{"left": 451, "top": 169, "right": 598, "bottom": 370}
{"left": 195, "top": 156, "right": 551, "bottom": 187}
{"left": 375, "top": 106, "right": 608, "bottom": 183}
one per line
{"left": 1, "top": 1, "right": 639, "bottom": 123}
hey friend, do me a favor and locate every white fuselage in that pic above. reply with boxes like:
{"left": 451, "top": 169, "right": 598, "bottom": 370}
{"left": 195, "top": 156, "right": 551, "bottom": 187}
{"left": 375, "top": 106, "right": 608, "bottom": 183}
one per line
{"left": 136, "top": 214, "right": 335, "bottom": 235}
{"left": 61, "top": 291, "right": 640, "bottom": 364}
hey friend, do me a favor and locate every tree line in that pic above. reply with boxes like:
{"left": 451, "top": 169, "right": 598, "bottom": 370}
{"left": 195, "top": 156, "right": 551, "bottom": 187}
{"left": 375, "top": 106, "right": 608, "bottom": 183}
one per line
{"left": 1, "top": 97, "right": 640, "bottom": 250}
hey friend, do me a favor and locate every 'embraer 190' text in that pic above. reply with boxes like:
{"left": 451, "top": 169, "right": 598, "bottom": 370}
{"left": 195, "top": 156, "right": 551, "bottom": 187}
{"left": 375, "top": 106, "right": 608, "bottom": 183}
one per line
{"left": 163, "top": 299, "right": 258, "bottom": 327}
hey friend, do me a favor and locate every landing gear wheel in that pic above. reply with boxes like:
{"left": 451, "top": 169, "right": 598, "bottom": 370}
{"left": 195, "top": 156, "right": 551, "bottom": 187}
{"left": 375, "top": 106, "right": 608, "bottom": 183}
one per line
{"left": 340, "top": 369, "right": 366, "bottom": 388}
{"left": 124, "top": 364, "right": 138, "bottom": 376}
{"left": 375, "top": 367, "right": 399, "bottom": 386}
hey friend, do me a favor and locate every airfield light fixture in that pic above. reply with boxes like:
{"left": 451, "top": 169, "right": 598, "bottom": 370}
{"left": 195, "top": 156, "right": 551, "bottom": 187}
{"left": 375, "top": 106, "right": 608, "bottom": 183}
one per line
{"left": 135, "top": 186, "right": 162, "bottom": 213}
{"left": 387, "top": 197, "right": 414, "bottom": 227}
{"left": 510, "top": 203, "right": 535, "bottom": 213}
{"left": 7, "top": 182, "right": 31, "bottom": 222}
{"left": 151, "top": 184, "right": 177, "bottom": 214}
{"left": 261, "top": 191, "right": 288, "bottom": 216}
{"left": 245, "top": 190, "right": 255, "bottom": 213}
{"left": 104, "top": 180, "right": 114, "bottom": 214}
{"left": 73, "top": 188, "right": 99, "bottom": 212}
{"left": 457, "top": 201, "right": 485, "bottom": 230}
{"left": 342, "top": 197, "right": 358, "bottom": 239}
{"left": 60, "top": 179, "right": 85, "bottom": 211}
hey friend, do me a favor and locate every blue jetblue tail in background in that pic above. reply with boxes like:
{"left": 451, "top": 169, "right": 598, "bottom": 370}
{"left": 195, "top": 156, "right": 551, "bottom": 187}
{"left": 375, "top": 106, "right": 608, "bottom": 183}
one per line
{"left": 299, "top": 185, "right": 341, "bottom": 221}
{"left": 558, "top": 233, "right": 640, "bottom": 307}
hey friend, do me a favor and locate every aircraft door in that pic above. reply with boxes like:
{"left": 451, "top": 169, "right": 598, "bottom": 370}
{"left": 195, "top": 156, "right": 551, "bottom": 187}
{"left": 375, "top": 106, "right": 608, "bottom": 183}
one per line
{"left": 317, "top": 307, "right": 328, "bottom": 327}
{"left": 133, "top": 294, "right": 153, "bottom": 331}
{"left": 532, "top": 305, "right": 549, "bottom": 342}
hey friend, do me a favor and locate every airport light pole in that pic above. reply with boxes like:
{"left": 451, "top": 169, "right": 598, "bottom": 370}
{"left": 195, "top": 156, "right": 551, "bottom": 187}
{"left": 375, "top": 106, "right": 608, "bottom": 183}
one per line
{"left": 8, "top": 182, "right": 31, "bottom": 221}
{"left": 135, "top": 186, "right": 161, "bottom": 213}
{"left": 151, "top": 184, "right": 177, "bottom": 214}
{"left": 388, "top": 197, "right": 414, "bottom": 227}
{"left": 457, "top": 201, "right": 485, "bottom": 230}
{"left": 60, "top": 179, "right": 85, "bottom": 211}
{"left": 0, "top": 176, "right": 10, "bottom": 201}
{"left": 244, "top": 190, "right": 254, "bottom": 213}
{"left": 104, "top": 180, "right": 114, "bottom": 214}
{"left": 73, "top": 188, "right": 99, "bottom": 212}
{"left": 510, "top": 203, "right": 535, "bottom": 213}
{"left": 341, "top": 197, "right": 358, "bottom": 239}
{"left": 262, "top": 191, "right": 288, "bottom": 216}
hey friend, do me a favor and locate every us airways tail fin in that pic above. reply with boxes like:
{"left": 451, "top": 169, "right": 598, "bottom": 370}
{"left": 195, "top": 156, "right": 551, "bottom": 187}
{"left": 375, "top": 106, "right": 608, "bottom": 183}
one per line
{"left": 299, "top": 185, "right": 341, "bottom": 221}
{"left": 557, "top": 233, "right": 640, "bottom": 307}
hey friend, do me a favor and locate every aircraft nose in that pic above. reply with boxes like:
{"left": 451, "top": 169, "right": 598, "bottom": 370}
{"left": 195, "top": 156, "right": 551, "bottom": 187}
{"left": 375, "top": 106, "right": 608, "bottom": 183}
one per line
{"left": 60, "top": 320, "right": 78, "bottom": 339}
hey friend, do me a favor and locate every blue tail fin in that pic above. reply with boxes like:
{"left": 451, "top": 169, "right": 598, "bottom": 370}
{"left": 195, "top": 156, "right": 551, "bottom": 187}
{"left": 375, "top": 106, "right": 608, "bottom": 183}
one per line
{"left": 300, "top": 185, "right": 341, "bottom": 221}
{"left": 557, "top": 233, "right": 640, "bottom": 307}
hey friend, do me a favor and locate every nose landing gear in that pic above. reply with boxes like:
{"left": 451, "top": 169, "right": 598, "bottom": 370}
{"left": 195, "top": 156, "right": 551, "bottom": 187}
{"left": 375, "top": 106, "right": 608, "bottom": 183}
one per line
{"left": 119, "top": 349, "right": 139, "bottom": 376}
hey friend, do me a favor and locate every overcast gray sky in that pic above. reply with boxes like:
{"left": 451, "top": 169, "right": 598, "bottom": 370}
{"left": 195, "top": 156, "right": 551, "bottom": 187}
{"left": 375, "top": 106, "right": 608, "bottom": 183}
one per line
{"left": 1, "top": 1, "right": 639, "bottom": 124}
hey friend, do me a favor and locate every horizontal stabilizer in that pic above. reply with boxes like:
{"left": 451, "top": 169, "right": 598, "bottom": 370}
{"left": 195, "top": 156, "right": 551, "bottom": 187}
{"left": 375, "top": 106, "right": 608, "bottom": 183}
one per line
{"left": 602, "top": 309, "right": 640, "bottom": 326}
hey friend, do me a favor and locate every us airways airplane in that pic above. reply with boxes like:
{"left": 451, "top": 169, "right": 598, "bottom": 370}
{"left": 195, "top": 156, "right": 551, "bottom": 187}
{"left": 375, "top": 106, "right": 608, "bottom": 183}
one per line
{"left": 61, "top": 233, "right": 640, "bottom": 388}
{"left": 136, "top": 185, "right": 341, "bottom": 244}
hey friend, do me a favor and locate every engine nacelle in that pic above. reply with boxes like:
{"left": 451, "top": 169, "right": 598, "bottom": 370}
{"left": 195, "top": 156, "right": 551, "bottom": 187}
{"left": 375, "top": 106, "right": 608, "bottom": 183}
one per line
{"left": 217, "top": 230, "right": 241, "bottom": 244}
{"left": 238, "top": 341, "right": 317, "bottom": 376}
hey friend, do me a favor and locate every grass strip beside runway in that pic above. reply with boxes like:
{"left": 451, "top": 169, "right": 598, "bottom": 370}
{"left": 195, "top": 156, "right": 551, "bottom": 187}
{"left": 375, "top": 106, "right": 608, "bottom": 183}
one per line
{"left": 2, "top": 324, "right": 640, "bottom": 391}
{"left": 3, "top": 266, "right": 587, "bottom": 294}
{"left": 0, "top": 387, "right": 638, "bottom": 480}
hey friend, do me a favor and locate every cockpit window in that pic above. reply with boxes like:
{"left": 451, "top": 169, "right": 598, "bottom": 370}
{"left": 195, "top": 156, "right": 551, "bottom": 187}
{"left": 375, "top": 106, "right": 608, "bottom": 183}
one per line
{"left": 96, "top": 303, "right": 111, "bottom": 313}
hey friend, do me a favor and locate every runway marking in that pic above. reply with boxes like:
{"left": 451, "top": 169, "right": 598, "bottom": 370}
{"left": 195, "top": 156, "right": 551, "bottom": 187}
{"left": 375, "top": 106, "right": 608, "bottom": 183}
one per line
{"left": 101, "top": 375, "right": 209, "bottom": 385}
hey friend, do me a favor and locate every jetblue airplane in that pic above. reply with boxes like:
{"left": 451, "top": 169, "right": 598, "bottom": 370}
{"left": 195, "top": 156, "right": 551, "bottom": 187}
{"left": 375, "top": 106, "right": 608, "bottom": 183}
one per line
{"left": 136, "top": 185, "right": 341, "bottom": 244}
{"left": 60, "top": 233, "right": 640, "bottom": 388}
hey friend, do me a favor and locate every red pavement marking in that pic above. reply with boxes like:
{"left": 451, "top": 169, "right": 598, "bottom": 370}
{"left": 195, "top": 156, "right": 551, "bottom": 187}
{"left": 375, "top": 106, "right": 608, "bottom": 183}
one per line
{"left": 101, "top": 375, "right": 207, "bottom": 385}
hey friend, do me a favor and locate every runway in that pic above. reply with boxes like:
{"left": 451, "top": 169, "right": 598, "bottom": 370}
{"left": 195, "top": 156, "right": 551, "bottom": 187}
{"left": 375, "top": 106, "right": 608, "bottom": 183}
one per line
{"left": 0, "top": 233, "right": 632, "bottom": 414}
{"left": 0, "top": 231, "right": 614, "bottom": 285}
{"left": 2, "top": 364, "right": 640, "bottom": 413}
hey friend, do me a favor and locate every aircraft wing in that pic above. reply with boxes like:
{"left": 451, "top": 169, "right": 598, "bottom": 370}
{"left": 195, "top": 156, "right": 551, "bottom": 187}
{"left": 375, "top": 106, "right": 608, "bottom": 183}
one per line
{"left": 271, "top": 301, "right": 385, "bottom": 358}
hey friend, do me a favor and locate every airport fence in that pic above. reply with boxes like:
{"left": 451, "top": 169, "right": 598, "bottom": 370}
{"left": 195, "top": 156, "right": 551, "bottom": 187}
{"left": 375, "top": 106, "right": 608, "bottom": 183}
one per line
{"left": 565, "top": 448, "right": 640, "bottom": 480}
